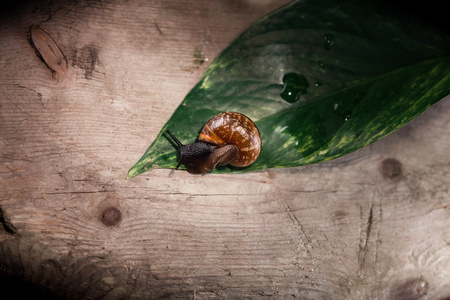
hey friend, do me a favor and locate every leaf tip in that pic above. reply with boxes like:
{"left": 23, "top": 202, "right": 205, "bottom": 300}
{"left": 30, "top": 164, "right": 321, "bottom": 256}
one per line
{"left": 126, "top": 169, "right": 136, "bottom": 179}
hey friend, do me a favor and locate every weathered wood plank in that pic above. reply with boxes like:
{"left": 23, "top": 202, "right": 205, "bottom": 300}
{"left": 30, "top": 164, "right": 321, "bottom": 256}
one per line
{"left": 1, "top": 0, "right": 449, "bottom": 299}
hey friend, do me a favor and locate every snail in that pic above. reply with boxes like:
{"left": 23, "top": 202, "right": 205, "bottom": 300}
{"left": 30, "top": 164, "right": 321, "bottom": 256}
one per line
{"left": 165, "top": 112, "right": 262, "bottom": 174}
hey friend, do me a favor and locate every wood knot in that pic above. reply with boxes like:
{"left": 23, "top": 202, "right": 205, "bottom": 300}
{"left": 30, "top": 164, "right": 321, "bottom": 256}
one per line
{"left": 30, "top": 25, "right": 68, "bottom": 76}
{"left": 100, "top": 207, "right": 122, "bottom": 227}
{"left": 390, "top": 277, "right": 429, "bottom": 300}
{"left": 380, "top": 158, "right": 402, "bottom": 182}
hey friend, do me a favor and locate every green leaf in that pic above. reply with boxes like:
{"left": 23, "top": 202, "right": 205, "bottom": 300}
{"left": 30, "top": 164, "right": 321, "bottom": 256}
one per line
{"left": 127, "top": 0, "right": 450, "bottom": 178}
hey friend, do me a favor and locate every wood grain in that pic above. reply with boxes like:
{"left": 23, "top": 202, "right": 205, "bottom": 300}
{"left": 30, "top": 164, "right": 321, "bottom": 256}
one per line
{"left": 1, "top": 0, "right": 449, "bottom": 299}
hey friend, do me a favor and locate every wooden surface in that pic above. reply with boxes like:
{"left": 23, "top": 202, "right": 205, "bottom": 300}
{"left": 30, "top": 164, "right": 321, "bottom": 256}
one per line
{"left": 1, "top": 0, "right": 450, "bottom": 299}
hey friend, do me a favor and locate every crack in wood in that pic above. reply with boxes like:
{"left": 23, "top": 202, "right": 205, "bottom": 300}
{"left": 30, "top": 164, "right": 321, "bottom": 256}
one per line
{"left": 14, "top": 84, "right": 45, "bottom": 108}
{"left": 362, "top": 204, "right": 373, "bottom": 263}
{"left": 285, "top": 189, "right": 340, "bottom": 193}
{"left": 278, "top": 198, "right": 312, "bottom": 247}
{"left": 357, "top": 191, "right": 383, "bottom": 278}
{"left": 153, "top": 18, "right": 163, "bottom": 35}
{"left": 44, "top": 190, "right": 112, "bottom": 195}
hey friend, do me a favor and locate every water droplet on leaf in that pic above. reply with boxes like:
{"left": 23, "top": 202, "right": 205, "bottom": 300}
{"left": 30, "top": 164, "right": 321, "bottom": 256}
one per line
{"left": 323, "top": 34, "right": 335, "bottom": 50}
{"left": 333, "top": 103, "right": 339, "bottom": 111}
{"left": 280, "top": 73, "right": 309, "bottom": 103}
{"left": 332, "top": 100, "right": 352, "bottom": 122}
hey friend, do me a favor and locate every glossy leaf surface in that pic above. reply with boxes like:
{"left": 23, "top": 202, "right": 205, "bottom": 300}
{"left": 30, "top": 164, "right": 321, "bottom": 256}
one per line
{"left": 128, "top": 0, "right": 450, "bottom": 178}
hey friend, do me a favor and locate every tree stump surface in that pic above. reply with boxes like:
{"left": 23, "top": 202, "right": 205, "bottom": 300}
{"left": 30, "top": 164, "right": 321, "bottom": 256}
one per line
{"left": 0, "top": 0, "right": 449, "bottom": 299}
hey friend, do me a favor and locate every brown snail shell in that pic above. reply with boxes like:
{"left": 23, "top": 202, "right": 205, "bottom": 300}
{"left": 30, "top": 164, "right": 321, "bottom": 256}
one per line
{"left": 199, "top": 112, "right": 261, "bottom": 167}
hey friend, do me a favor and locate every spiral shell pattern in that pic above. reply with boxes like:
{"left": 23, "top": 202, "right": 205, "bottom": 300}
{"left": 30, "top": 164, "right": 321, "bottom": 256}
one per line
{"left": 199, "top": 112, "right": 261, "bottom": 167}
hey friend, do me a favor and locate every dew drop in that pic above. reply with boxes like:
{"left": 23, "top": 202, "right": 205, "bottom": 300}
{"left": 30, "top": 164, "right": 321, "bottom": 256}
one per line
{"left": 332, "top": 100, "right": 352, "bottom": 122}
{"left": 280, "top": 73, "right": 309, "bottom": 103}
{"left": 333, "top": 103, "right": 339, "bottom": 111}
{"left": 323, "top": 34, "right": 335, "bottom": 50}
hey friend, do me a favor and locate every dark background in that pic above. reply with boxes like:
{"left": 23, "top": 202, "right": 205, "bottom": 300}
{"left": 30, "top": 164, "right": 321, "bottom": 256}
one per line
{"left": 0, "top": 0, "right": 449, "bottom": 33}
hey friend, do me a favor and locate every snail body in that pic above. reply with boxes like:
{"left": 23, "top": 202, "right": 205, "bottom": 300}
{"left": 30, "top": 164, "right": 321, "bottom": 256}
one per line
{"left": 166, "top": 112, "right": 261, "bottom": 174}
